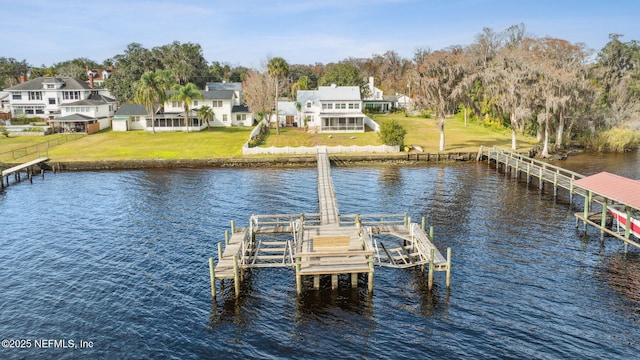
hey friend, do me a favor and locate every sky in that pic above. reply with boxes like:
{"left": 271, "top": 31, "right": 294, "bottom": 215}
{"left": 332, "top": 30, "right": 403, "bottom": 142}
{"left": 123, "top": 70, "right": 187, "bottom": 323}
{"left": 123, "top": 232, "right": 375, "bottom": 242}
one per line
{"left": 4, "top": 0, "right": 640, "bottom": 69}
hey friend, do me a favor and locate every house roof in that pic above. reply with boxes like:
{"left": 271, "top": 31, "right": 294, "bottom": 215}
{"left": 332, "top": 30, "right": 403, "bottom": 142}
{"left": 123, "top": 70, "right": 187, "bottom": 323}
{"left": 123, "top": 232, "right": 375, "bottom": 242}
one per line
{"left": 232, "top": 105, "right": 250, "bottom": 113}
{"left": 5, "top": 76, "right": 93, "bottom": 91}
{"left": 52, "top": 113, "right": 95, "bottom": 122}
{"left": 115, "top": 104, "right": 147, "bottom": 116}
{"left": 573, "top": 172, "right": 640, "bottom": 209}
{"left": 318, "top": 86, "right": 361, "bottom": 101}
{"left": 166, "top": 89, "right": 235, "bottom": 100}
{"left": 206, "top": 82, "right": 242, "bottom": 91}
{"left": 297, "top": 90, "right": 319, "bottom": 105}
{"left": 62, "top": 93, "right": 116, "bottom": 106}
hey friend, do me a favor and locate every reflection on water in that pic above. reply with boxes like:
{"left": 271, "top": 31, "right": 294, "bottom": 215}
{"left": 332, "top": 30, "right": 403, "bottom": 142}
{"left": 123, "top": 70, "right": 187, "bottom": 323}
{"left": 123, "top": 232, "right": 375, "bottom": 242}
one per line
{"left": 0, "top": 152, "right": 639, "bottom": 358}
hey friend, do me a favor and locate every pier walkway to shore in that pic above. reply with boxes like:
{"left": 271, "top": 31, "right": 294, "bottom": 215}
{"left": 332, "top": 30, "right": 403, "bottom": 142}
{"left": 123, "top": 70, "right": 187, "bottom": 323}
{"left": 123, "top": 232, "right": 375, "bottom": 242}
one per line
{"left": 210, "top": 148, "right": 451, "bottom": 299}
{"left": 1, "top": 157, "right": 49, "bottom": 189}
{"left": 479, "top": 146, "right": 640, "bottom": 251}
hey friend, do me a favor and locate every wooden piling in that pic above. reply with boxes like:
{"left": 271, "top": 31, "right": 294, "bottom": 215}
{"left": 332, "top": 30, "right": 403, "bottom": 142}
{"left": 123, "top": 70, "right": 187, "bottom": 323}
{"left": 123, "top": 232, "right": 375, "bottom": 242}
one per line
{"left": 314, "top": 275, "right": 320, "bottom": 290}
{"left": 600, "top": 199, "right": 608, "bottom": 242}
{"left": 233, "top": 255, "right": 240, "bottom": 298}
{"left": 331, "top": 274, "right": 338, "bottom": 289}
{"left": 224, "top": 230, "right": 229, "bottom": 245}
{"left": 351, "top": 273, "right": 358, "bottom": 288}
{"left": 209, "top": 257, "right": 216, "bottom": 299}
{"left": 296, "top": 257, "right": 302, "bottom": 294}
{"left": 446, "top": 248, "right": 451, "bottom": 288}
{"left": 421, "top": 216, "right": 426, "bottom": 231}
{"left": 428, "top": 249, "right": 435, "bottom": 291}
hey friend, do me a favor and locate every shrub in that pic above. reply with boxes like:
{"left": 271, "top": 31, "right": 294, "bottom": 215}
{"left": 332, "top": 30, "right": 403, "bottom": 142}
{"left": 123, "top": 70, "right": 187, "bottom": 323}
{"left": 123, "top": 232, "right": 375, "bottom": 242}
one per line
{"left": 599, "top": 128, "right": 639, "bottom": 152}
{"left": 247, "top": 122, "right": 270, "bottom": 147}
{"left": 378, "top": 119, "right": 407, "bottom": 147}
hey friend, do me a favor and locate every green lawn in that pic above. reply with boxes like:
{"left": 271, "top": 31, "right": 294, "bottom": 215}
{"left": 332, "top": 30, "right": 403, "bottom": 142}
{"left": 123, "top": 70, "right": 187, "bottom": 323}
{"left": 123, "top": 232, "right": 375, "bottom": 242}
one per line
{"left": 1, "top": 115, "right": 536, "bottom": 163}
{"left": 46, "top": 127, "right": 253, "bottom": 161}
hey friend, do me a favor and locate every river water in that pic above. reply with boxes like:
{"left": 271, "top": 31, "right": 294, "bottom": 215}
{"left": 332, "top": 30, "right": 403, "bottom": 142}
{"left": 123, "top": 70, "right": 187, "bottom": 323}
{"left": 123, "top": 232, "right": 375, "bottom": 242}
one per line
{"left": 1, "top": 151, "right": 639, "bottom": 359}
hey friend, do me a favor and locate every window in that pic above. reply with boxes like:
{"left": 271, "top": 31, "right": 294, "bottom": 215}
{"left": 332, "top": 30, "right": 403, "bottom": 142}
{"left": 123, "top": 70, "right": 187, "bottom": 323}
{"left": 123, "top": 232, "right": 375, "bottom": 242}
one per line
{"left": 327, "top": 103, "right": 333, "bottom": 109}
{"left": 172, "top": 101, "right": 179, "bottom": 108}
{"left": 338, "top": 103, "right": 346, "bottom": 109}
{"left": 213, "top": 100, "right": 222, "bottom": 107}
{"left": 12, "top": 94, "right": 22, "bottom": 100}
{"left": 49, "top": 98, "right": 56, "bottom": 105}
{"left": 223, "top": 114, "right": 228, "bottom": 122}
{"left": 46, "top": 84, "right": 55, "bottom": 89}
{"left": 193, "top": 101, "right": 198, "bottom": 107}
{"left": 348, "top": 103, "right": 354, "bottom": 109}
{"left": 306, "top": 101, "right": 312, "bottom": 108}
{"left": 29, "top": 91, "right": 42, "bottom": 100}
{"left": 236, "top": 114, "right": 246, "bottom": 121}
{"left": 354, "top": 103, "right": 360, "bottom": 109}
{"left": 62, "top": 91, "right": 80, "bottom": 100}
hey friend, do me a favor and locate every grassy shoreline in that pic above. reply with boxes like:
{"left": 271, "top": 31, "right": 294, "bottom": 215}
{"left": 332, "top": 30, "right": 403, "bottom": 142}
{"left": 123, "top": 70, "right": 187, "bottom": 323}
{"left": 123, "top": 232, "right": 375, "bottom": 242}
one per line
{"left": 1, "top": 114, "right": 535, "bottom": 165}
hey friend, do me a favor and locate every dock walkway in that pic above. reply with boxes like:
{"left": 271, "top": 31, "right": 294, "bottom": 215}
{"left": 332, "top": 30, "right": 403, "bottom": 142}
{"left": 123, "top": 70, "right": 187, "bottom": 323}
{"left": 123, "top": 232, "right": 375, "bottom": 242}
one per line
{"left": 211, "top": 149, "right": 451, "bottom": 299}
{"left": 1, "top": 157, "right": 49, "bottom": 189}
{"left": 479, "top": 146, "right": 640, "bottom": 250}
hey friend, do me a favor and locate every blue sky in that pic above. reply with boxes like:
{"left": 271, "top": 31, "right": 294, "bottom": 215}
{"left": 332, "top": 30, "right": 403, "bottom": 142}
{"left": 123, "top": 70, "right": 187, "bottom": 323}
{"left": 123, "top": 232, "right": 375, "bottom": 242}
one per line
{"left": 5, "top": 0, "right": 640, "bottom": 68}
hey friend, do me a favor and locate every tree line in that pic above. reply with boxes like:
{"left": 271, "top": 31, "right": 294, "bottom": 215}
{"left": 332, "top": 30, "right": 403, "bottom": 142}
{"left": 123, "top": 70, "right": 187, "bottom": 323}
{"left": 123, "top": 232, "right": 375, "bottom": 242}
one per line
{"left": 1, "top": 24, "right": 639, "bottom": 152}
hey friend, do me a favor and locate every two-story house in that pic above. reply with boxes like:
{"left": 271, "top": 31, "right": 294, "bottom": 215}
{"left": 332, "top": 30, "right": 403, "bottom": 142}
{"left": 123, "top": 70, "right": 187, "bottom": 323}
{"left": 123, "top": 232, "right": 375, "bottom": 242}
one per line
{"left": 290, "top": 85, "right": 377, "bottom": 133}
{"left": 149, "top": 83, "right": 253, "bottom": 132}
{"left": 4, "top": 76, "right": 116, "bottom": 133}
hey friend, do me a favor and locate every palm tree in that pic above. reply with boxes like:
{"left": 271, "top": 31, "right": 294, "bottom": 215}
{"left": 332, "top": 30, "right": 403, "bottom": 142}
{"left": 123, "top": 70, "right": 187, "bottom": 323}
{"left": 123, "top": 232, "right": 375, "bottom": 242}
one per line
{"left": 134, "top": 71, "right": 162, "bottom": 134}
{"left": 169, "top": 82, "right": 203, "bottom": 133}
{"left": 133, "top": 70, "right": 175, "bottom": 134}
{"left": 197, "top": 105, "right": 214, "bottom": 129}
{"left": 268, "top": 57, "right": 289, "bottom": 135}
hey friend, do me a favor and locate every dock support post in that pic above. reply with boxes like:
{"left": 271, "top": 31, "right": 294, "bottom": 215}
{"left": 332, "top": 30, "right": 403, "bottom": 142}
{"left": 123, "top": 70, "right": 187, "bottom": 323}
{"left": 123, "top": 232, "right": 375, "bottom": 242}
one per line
{"left": 569, "top": 175, "right": 574, "bottom": 204}
{"left": 314, "top": 275, "right": 320, "bottom": 290}
{"left": 553, "top": 172, "right": 558, "bottom": 197}
{"left": 429, "top": 226, "right": 434, "bottom": 243}
{"left": 446, "top": 248, "right": 451, "bottom": 288}
{"left": 600, "top": 199, "right": 608, "bottom": 242}
{"left": 296, "top": 257, "right": 302, "bottom": 294}
{"left": 538, "top": 167, "right": 544, "bottom": 190}
{"left": 583, "top": 191, "right": 592, "bottom": 234}
{"left": 331, "top": 274, "right": 338, "bottom": 290}
{"left": 230, "top": 219, "right": 235, "bottom": 233}
{"left": 367, "top": 256, "right": 374, "bottom": 293}
{"left": 351, "top": 273, "right": 358, "bottom": 288}
{"left": 224, "top": 230, "right": 229, "bottom": 245}
{"left": 233, "top": 255, "right": 240, "bottom": 298}
{"left": 526, "top": 163, "right": 531, "bottom": 184}
{"left": 428, "top": 249, "right": 435, "bottom": 291}
{"left": 421, "top": 217, "right": 426, "bottom": 231}
{"left": 209, "top": 257, "right": 216, "bottom": 300}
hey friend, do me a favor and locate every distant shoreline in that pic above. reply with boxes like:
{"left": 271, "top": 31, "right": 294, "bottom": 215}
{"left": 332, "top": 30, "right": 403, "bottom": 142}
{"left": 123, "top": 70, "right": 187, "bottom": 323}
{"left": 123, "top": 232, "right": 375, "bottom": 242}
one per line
{"left": 10, "top": 151, "right": 486, "bottom": 172}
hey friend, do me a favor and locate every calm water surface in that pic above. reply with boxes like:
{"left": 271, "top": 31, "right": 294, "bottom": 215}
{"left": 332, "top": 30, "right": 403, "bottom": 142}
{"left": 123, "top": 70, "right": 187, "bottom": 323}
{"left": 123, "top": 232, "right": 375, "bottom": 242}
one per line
{"left": 1, "top": 151, "right": 639, "bottom": 359}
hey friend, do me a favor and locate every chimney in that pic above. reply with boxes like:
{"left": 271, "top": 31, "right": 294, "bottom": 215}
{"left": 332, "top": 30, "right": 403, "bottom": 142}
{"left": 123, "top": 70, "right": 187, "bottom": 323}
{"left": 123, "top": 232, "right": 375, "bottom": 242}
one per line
{"left": 20, "top": 73, "right": 26, "bottom": 83}
{"left": 89, "top": 73, "right": 94, "bottom": 88}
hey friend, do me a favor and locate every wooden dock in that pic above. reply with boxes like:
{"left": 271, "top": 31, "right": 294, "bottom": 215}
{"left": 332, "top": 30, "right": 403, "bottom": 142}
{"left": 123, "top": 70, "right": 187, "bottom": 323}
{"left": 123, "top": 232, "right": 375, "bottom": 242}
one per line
{"left": 210, "top": 149, "right": 451, "bottom": 299}
{"left": 1, "top": 157, "right": 49, "bottom": 189}
{"left": 479, "top": 146, "right": 640, "bottom": 251}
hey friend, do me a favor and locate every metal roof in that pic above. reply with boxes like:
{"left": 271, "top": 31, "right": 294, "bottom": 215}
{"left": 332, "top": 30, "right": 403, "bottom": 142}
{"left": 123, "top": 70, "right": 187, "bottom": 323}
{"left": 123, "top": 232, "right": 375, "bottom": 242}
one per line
{"left": 573, "top": 172, "right": 640, "bottom": 209}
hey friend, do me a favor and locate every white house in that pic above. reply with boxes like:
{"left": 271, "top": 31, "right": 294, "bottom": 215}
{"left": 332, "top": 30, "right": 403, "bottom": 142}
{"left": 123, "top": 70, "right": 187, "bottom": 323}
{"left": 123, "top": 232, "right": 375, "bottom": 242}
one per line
{"left": 290, "top": 84, "right": 378, "bottom": 133}
{"left": 149, "top": 85, "right": 254, "bottom": 132}
{"left": 4, "top": 76, "right": 116, "bottom": 133}
{"left": 112, "top": 104, "right": 148, "bottom": 131}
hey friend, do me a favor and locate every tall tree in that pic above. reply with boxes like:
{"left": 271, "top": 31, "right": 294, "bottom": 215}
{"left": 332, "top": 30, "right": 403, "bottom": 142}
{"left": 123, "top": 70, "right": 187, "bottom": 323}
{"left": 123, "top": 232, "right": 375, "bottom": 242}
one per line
{"left": 319, "top": 62, "right": 369, "bottom": 98}
{"left": 133, "top": 70, "right": 175, "bottom": 134}
{"left": 169, "top": 82, "right": 204, "bottom": 133}
{"left": 268, "top": 57, "right": 289, "bottom": 135}
{"left": 415, "top": 46, "right": 466, "bottom": 151}
{"left": 243, "top": 70, "right": 275, "bottom": 123}
{"left": 104, "top": 43, "right": 160, "bottom": 103}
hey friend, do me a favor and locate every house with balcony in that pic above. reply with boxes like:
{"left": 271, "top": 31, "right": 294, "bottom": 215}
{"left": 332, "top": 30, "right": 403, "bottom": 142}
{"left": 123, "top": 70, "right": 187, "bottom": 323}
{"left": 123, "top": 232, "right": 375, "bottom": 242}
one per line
{"left": 286, "top": 84, "right": 377, "bottom": 133}
{"left": 3, "top": 76, "right": 116, "bottom": 133}
{"left": 148, "top": 84, "right": 253, "bottom": 132}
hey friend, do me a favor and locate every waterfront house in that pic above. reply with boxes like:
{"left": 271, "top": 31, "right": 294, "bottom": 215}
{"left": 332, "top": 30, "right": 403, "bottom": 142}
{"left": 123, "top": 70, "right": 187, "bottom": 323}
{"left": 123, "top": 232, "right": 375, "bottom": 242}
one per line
{"left": 4, "top": 75, "right": 116, "bottom": 133}
{"left": 287, "top": 84, "right": 378, "bottom": 133}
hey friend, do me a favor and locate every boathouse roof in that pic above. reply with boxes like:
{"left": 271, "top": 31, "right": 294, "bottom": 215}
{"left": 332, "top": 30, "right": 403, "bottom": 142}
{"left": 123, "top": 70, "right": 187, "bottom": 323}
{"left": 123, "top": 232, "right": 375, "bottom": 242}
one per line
{"left": 573, "top": 172, "right": 640, "bottom": 209}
